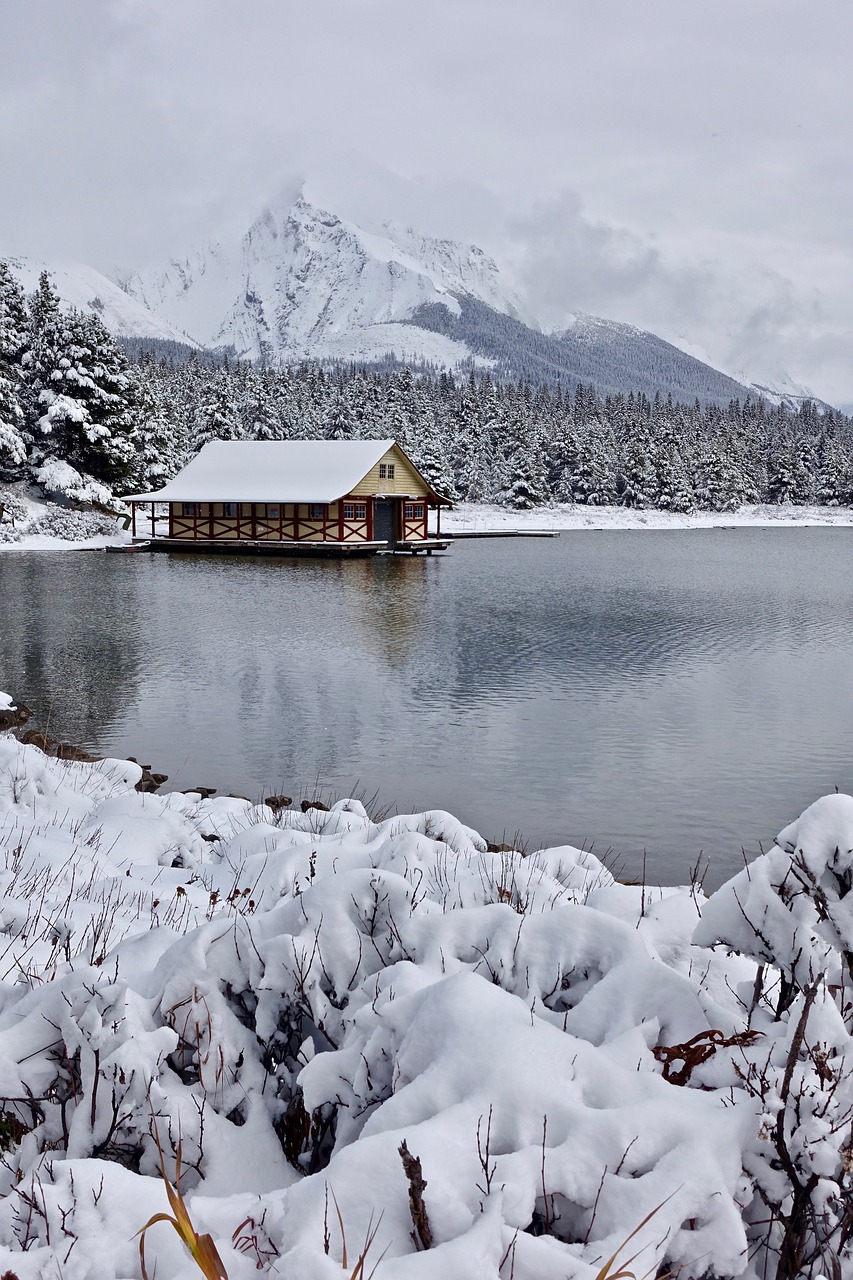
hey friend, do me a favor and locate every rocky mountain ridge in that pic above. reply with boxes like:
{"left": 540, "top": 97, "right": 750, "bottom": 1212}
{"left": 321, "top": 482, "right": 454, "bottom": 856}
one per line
{"left": 3, "top": 196, "right": 826, "bottom": 409}
{"left": 119, "top": 196, "right": 526, "bottom": 367}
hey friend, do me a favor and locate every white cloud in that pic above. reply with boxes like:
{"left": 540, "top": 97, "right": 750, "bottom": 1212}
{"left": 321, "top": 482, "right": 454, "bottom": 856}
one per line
{"left": 2, "top": 0, "right": 853, "bottom": 397}
{"left": 500, "top": 191, "right": 850, "bottom": 398}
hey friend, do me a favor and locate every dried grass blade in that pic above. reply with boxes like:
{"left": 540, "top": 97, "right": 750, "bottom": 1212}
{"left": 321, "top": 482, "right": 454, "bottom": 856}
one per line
{"left": 592, "top": 1192, "right": 677, "bottom": 1280}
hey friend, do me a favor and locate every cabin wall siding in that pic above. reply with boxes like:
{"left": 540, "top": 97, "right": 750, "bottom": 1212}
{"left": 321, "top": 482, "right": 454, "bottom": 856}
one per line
{"left": 168, "top": 500, "right": 371, "bottom": 543}
{"left": 358, "top": 446, "right": 429, "bottom": 496}
{"left": 399, "top": 501, "right": 429, "bottom": 542}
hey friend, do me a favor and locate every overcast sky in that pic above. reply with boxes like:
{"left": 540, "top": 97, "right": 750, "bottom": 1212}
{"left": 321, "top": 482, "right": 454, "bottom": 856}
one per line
{"left": 3, "top": 0, "right": 853, "bottom": 401}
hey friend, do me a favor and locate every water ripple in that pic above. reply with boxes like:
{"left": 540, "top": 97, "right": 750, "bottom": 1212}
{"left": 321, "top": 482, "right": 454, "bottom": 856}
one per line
{"left": 3, "top": 528, "right": 853, "bottom": 884}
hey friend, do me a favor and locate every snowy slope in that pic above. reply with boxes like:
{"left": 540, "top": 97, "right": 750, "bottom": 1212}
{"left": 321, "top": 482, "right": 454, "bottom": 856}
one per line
{"left": 742, "top": 371, "right": 830, "bottom": 411}
{"left": 4, "top": 256, "right": 199, "bottom": 347}
{"left": 550, "top": 312, "right": 752, "bottom": 402}
{"left": 637, "top": 322, "right": 828, "bottom": 410}
{"left": 312, "top": 320, "right": 495, "bottom": 368}
{"left": 408, "top": 297, "right": 755, "bottom": 404}
{"left": 120, "top": 195, "right": 523, "bottom": 364}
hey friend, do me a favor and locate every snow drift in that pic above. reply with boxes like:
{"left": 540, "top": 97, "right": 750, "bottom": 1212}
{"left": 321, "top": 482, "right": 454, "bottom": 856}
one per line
{"left": 0, "top": 712, "right": 850, "bottom": 1279}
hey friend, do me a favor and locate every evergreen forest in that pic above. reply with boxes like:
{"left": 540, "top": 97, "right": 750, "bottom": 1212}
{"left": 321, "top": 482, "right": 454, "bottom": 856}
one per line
{"left": 3, "top": 263, "right": 853, "bottom": 513}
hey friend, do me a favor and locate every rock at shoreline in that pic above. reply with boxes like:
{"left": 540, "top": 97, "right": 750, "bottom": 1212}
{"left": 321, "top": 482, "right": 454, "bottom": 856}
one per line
{"left": 136, "top": 769, "right": 169, "bottom": 793}
{"left": 264, "top": 794, "right": 293, "bottom": 813}
{"left": 3, "top": 722, "right": 167, "bottom": 795}
{"left": 301, "top": 798, "right": 330, "bottom": 814}
{"left": 20, "top": 730, "right": 99, "bottom": 763}
{"left": 0, "top": 695, "right": 31, "bottom": 732}
{"left": 127, "top": 756, "right": 169, "bottom": 793}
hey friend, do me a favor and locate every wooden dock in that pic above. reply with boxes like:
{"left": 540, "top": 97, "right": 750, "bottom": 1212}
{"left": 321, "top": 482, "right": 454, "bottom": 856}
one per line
{"left": 437, "top": 529, "right": 559, "bottom": 539}
{"left": 391, "top": 538, "right": 453, "bottom": 554}
{"left": 136, "top": 537, "right": 389, "bottom": 557}
{"left": 125, "top": 536, "right": 454, "bottom": 558}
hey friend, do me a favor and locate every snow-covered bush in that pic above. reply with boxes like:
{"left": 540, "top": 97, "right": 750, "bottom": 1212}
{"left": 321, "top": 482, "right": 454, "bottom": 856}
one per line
{"left": 694, "top": 796, "right": 853, "bottom": 1277}
{"left": 0, "top": 731, "right": 850, "bottom": 1278}
{"left": 0, "top": 477, "right": 126, "bottom": 545}
{"left": 0, "top": 492, "right": 28, "bottom": 524}
{"left": 0, "top": 491, "right": 28, "bottom": 542}
{"left": 26, "top": 505, "right": 122, "bottom": 541}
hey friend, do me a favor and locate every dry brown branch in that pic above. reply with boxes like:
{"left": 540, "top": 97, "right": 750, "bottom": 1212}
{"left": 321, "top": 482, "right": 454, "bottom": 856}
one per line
{"left": 653, "top": 1028, "right": 763, "bottom": 1085}
{"left": 399, "top": 1139, "right": 433, "bottom": 1251}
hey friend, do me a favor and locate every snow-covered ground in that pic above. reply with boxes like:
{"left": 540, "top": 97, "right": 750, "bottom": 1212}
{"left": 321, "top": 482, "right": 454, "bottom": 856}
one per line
{"left": 0, "top": 708, "right": 850, "bottom": 1279}
{"left": 0, "top": 529, "right": 130, "bottom": 552}
{"left": 312, "top": 321, "right": 496, "bottom": 371}
{"left": 440, "top": 501, "right": 853, "bottom": 533}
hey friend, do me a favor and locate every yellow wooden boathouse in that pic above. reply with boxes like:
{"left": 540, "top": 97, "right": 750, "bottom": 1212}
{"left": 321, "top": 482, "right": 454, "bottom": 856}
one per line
{"left": 126, "top": 439, "right": 452, "bottom": 555}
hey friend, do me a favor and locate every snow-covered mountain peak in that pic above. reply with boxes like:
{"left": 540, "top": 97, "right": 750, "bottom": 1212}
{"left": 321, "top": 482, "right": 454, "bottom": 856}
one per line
{"left": 120, "top": 195, "right": 527, "bottom": 365}
{"left": 554, "top": 312, "right": 648, "bottom": 343}
{"left": 260, "top": 193, "right": 522, "bottom": 317}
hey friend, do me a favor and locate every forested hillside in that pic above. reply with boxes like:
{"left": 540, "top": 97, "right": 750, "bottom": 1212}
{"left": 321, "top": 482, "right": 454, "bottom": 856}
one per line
{"left": 408, "top": 296, "right": 754, "bottom": 405}
{"left": 3, "top": 263, "right": 853, "bottom": 514}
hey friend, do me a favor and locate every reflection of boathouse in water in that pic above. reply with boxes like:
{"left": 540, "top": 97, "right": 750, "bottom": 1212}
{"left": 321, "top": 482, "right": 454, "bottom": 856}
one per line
{"left": 127, "top": 439, "right": 452, "bottom": 556}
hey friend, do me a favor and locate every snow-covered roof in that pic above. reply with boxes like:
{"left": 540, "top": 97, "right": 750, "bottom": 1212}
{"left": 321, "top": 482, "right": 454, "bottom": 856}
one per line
{"left": 127, "top": 439, "right": 404, "bottom": 503}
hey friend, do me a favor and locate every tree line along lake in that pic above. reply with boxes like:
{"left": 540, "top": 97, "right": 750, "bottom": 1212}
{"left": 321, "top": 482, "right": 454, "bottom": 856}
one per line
{"left": 3, "top": 527, "right": 852, "bottom": 884}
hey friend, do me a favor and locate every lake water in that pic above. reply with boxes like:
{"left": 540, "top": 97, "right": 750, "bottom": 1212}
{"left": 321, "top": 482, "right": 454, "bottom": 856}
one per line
{"left": 3, "top": 529, "right": 853, "bottom": 884}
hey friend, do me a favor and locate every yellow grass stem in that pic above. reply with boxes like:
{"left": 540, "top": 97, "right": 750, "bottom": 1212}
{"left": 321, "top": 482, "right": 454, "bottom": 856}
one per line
{"left": 135, "top": 1127, "right": 229, "bottom": 1280}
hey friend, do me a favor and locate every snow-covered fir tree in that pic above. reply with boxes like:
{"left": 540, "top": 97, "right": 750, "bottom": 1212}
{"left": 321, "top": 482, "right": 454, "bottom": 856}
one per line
{"left": 324, "top": 392, "right": 358, "bottom": 440}
{"left": 409, "top": 423, "right": 458, "bottom": 500}
{"left": 816, "top": 432, "right": 849, "bottom": 506}
{"left": 133, "top": 374, "right": 184, "bottom": 488}
{"left": 615, "top": 430, "right": 656, "bottom": 508}
{"left": 19, "top": 275, "right": 140, "bottom": 486}
{"left": 193, "top": 372, "right": 244, "bottom": 451}
{"left": 0, "top": 263, "right": 29, "bottom": 473}
{"left": 767, "top": 441, "right": 807, "bottom": 505}
{"left": 559, "top": 429, "right": 614, "bottom": 505}
{"left": 242, "top": 369, "right": 282, "bottom": 441}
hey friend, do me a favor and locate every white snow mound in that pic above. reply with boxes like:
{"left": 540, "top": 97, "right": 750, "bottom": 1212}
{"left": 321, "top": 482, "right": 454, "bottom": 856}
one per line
{"left": 0, "top": 739, "right": 849, "bottom": 1278}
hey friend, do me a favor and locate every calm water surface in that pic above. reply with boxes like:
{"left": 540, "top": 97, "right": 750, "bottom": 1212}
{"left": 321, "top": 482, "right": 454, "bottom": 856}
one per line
{"left": 3, "top": 530, "right": 853, "bottom": 883}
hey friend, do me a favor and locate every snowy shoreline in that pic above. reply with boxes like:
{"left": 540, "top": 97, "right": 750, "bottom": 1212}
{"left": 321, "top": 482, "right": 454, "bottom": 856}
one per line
{"left": 0, "top": 530, "right": 132, "bottom": 552}
{"left": 441, "top": 500, "right": 853, "bottom": 533}
{"left": 0, "top": 703, "right": 851, "bottom": 1278}
{"left": 0, "top": 484, "right": 132, "bottom": 553}
{"left": 3, "top": 498, "right": 853, "bottom": 554}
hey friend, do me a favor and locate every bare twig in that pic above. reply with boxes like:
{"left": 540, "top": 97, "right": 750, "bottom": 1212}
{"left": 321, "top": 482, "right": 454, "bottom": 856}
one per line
{"left": 399, "top": 1139, "right": 432, "bottom": 1251}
